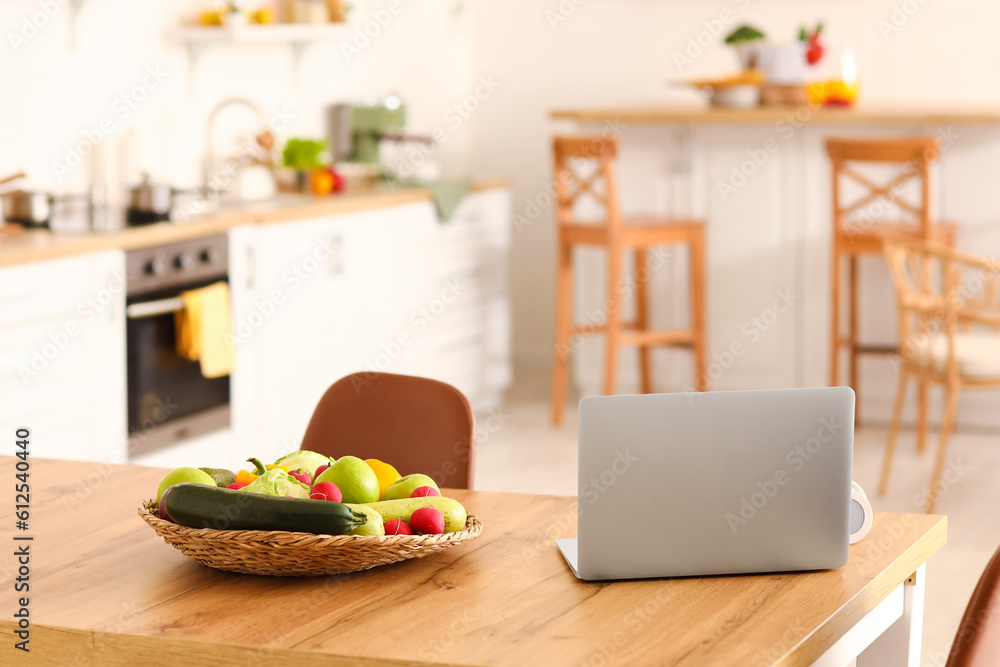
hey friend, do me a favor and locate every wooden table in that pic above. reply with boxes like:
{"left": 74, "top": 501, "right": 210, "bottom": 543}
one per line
{"left": 0, "top": 457, "right": 946, "bottom": 666}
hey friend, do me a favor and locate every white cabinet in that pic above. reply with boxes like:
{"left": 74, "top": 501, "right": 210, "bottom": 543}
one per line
{"left": 245, "top": 205, "right": 420, "bottom": 462}
{"left": 389, "top": 189, "right": 512, "bottom": 409}
{"left": 0, "top": 251, "right": 127, "bottom": 463}
{"left": 239, "top": 189, "right": 513, "bottom": 460}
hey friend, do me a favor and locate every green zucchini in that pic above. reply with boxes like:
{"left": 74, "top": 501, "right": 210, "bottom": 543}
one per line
{"left": 162, "top": 483, "right": 367, "bottom": 535}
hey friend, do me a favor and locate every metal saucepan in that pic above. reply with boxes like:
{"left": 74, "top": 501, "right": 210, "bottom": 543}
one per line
{"left": 127, "top": 173, "right": 208, "bottom": 225}
{"left": 2, "top": 189, "right": 56, "bottom": 227}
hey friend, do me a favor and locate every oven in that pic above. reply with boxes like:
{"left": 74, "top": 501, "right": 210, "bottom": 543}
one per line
{"left": 125, "top": 234, "right": 230, "bottom": 457}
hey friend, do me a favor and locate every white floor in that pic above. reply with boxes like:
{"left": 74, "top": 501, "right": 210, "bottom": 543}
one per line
{"left": 475, "top": 365, "right": 1000, "bottom": 665}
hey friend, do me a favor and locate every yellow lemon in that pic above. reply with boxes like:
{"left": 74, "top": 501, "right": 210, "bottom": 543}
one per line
{"left": 252, "top": 8, "right": 275, "bottom": 24}
{"left": 365, "top": 458, "right": 401, "bottom": 496}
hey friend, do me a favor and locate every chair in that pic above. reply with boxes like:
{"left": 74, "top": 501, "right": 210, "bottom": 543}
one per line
{"left": 300, "top": 372, "right": 476, "bottom": 489}
{"left": 946, "top": 542, "right": 1000, "bottom": 666}
{"left": 827, "top": 136, "right": 957, "bottom": 429}
{"left": 550, "top": 135, "right": 708, "bottom": 426}
{"left": 880, "top": 235, "right": 1000, "bottom": 512}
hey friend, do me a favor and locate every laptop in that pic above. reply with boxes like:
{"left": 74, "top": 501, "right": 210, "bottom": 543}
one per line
{"left": 557, "top": 387, "right": 855, "bottom": 580}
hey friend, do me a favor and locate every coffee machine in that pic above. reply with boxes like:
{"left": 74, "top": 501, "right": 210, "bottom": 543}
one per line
{"left": 327, "top": 96, "right": 407, "bottom": 165}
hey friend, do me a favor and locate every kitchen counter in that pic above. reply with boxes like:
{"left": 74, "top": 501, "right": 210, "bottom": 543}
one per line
{"left": 0, "top": 179, "right": 507, "bottom": 269}
{"left": 1, "top": 456, "right": 946, "bottom": 665}
{"left": 550, "top": 103, "right": 1000, "bottom": 125}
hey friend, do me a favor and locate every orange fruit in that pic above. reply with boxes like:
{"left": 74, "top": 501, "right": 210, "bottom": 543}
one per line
{"left": 365, "top": 459, "right": 401, "bottom": 496}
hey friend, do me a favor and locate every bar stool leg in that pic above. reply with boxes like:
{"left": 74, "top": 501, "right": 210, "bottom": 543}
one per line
{"left": 634, "top": 247, "right": 652, "bottom": 394}
{"left": 830, "top": 246, "right": 841, "bottom": 387}
{"left": 849, "top": 254, "right": 860, "bottom": 421}
{"left": 690, "top": 233, "right": 708, "bottom": 391}
{"left": 550, "top": 240, "right": 574, "bottom": 426}
{"left": 916, "top": 381, "right": 928, "bottom": 453}
{"left": 603, "top": 244, "right": 624, "bottom": 395}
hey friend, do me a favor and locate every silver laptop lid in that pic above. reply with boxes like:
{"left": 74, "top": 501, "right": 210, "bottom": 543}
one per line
{"left": 577, "top": 387, "right": 854, "bottom": 580}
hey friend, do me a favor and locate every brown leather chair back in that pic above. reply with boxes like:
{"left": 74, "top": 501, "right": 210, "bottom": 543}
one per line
{"left": 300, "top": 372, "right": 476, "bottom": 489}
{"left": 948, "top": 543, "right": 1000, "bottom": 667}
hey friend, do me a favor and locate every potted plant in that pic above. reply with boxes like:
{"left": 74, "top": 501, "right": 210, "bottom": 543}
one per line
{"left": 724, "top": 24, "right": 766, "bottom": 70}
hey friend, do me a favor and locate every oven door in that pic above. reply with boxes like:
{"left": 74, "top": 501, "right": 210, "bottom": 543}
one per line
{"left": 126, "top": 279, "right": 231, "bottom": 457}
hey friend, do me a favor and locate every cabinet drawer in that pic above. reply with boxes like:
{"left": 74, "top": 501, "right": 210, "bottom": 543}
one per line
{"left": 0, "top": 252, "right": 124, "bottom": 326}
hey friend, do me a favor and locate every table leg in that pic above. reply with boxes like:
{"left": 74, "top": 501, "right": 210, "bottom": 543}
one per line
{"left": 857, "top": 563, "right": 926, "bottom": 667}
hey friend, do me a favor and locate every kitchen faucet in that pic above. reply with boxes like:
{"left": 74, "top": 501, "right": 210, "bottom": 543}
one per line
{"left": 203, "top": 97, "right": 272, "bottom": 198}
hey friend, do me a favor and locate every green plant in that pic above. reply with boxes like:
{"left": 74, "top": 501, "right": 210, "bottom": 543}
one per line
{"left": 724, "top": 25, "right": 766, "bottom": 45}
{"left": 281, "top": 138, "right": 329, "bottom": 171}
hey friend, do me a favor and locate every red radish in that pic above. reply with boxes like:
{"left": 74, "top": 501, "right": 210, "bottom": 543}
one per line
{"left": 226, "top": 482, "right": 246, "bottom": 490}
{"left": 385, "top": 519, "right": 413, "bottom": 535}
{"left": 409, "top": 507, "right": 445, "bottom": 535}
{"left": 314, "top": 463, "right": 331, "bottom": 478}
{"left": 289, "top": 469, "right": 312, "bottom": 486}
{"left": 410, "top": 486, "right": 440, "bottom": 498}
{"left": 309, "top": 481, "right": 342, "bottom": 502}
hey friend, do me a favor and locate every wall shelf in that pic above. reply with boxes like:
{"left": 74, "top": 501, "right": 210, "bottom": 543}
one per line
{"left": 169, "top": 24, "right": 346, "bottom": 93}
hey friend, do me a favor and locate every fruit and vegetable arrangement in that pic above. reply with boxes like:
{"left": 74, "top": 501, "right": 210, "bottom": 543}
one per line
{"left": 153, "top": 451, "right": 469, "bottom": 538}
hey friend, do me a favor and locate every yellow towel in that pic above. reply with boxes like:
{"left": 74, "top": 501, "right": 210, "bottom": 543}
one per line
{"left": 175, "top": 281, "right": 234, "bottom": 379}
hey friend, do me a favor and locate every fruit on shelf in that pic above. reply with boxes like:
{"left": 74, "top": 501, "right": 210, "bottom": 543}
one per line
{"left": 411, "top": 486, "right": 440, "bottom": 498}
{"left": 410, "top": 507, "right": 445, "bottom": 535}
{"left": 365, "top": 458, "right": 402, "bottom": 496}
{"left": 799, "top": 22, "right": 825, "bottom": 66}
{"left": 310, "top": 168, "right": 335, "bottom": 196}
{"left": 315, "top": 456, "right": 380, "bottom": 504}
{"left": 156, "top": 467, "right": 217, "bottom": 503}
{"left": 382, "top": 473, "right": 440, "bottom": 501}
{"left": 384, "top": 519, "right": 413, "bottom": 536}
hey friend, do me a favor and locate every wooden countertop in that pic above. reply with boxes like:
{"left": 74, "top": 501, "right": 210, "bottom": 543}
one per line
{"left": 0, "top": 457, "right": 947, "bottom": 666}
{"left": 0, "top": 179, "right": 508, "bottom": 269}
{"left": 551, "top": 104, "right": 1000, "bottom": 125}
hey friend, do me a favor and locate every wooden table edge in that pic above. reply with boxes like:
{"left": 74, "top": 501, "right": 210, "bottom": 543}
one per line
{"left": 781, "top": 513, "right": 948, "bottom": 666}
{"left": 0, "top": 623, "right": 478, "bottom": 667}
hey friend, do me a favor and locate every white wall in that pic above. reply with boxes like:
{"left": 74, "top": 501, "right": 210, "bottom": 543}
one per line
{"left": 0, "top": 0, "right": 475, "bottom": 196}
{"left": 467, "top": 0, "right": 1000, "bottom": 364}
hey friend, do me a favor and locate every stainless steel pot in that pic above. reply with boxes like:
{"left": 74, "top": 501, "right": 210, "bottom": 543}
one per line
{"left": 128, "top": 174, "right": 174, "bottom": 216}
{"left": 2, "top": 190, "right": 53, "bottom": 227}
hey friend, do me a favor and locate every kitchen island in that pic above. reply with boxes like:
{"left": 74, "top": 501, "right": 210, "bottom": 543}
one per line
{"left": 550, "top": 103, "right": 1000, "bottom": 429}
{"left": 1, "top": 457, "right": 946, "bottom": 665}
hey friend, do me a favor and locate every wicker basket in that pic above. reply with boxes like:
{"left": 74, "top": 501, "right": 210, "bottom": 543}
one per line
{"left": 138, "top": 500, "right": 483, "bottom": 576}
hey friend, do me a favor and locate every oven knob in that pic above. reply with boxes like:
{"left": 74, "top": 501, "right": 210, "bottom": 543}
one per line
{"left": 174, "top": 253, "right": 194, "bottom": 270}
{"left": 200, "top": 247, "right": 219, "bottom": 264}
{"left": 145, "top": 258, "right": 165, "bottom": 275}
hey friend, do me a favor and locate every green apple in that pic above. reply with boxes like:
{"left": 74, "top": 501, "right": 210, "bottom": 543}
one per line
{"left": 382, "top": 473, "right": 440, "bottom": 501}
{"left": 315, "top": 456, "right": 380, "bottom": 504}
{"left": 156, "top": 467, "right": 217, "bottom": 503}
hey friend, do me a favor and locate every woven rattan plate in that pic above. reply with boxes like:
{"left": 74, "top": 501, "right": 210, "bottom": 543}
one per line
{"left": 138, "top": 500, "right": 483, "bottom": 576}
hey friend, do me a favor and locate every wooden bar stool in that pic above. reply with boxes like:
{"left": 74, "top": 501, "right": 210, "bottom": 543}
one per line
{"left": 550, "top": 135, "right": 708, "bottom": 426}
{"left": 826, "top": 136, "right": 957, "bottom": 433}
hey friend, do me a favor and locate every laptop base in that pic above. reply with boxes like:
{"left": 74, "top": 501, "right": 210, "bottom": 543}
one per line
{"left": 556, "top": 538, "right": 581, "bottom": 579}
